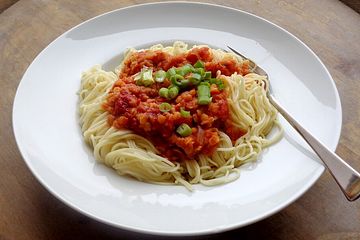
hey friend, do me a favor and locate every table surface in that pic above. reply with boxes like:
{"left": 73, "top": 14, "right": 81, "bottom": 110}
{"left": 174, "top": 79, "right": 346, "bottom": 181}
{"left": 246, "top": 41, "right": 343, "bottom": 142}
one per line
{"left": 1, "top": 0, "right": 359, "bottom": 239}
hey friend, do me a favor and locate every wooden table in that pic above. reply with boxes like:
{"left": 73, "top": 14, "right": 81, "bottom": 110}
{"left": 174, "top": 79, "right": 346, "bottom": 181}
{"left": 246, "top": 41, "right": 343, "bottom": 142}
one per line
{"left": 1, "top": 0, "right": 359, "bottom": 239}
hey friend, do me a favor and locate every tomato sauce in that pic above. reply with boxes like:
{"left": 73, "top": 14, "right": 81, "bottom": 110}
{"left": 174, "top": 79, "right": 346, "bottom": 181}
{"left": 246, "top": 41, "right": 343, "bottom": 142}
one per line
{"left": 104, "top": 47, "right": 248, "bottom": 161}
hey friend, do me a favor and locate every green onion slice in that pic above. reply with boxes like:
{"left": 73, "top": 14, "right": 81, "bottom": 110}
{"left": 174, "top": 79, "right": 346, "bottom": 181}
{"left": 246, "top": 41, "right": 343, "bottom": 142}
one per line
{"left": 134, "top": 67, "right": 154, "bottom": 86}
{"left": 170, "top": 74, "right": 184, "bottom": 87}
{"left": 209, "top": 78, "right": 217, "bottom": 84}
{"left": 189, "top": 73, "right": 202, "bottom": 85}
{"left": 180, "top": 64, "right": 194, "bottom": 75}
{"left": 142, "top": 69, "right": 153, "bottom": 86}
{"left": 194, "top": 60, "right": 205, "bottom": 68}
{"left": 168, "top": 86, "right": 179, "bottom": 99}
{"left": 159, "top": 88, "right": 169, "bottom": 98}
{"left": 197, "top": 82, "right": 211, "bottom": 105}
{"left": 180, "top": 108, "right": 191, "bottom": 118}
{"left": 194, "top": 68, "right": 205, "bottom": 76}
{"left": 166, "top": 67, "right": 177, "bottom": 79}
{"left": 180, "top": 79, "right": 190, "bottom": 88}
{"left": 155, "top": 70, "right": 166, "bottom": 82}
{"left": 203, "top": 71, "right": 212, "bottom": 79}
{"left": 176, "top": 123, "right": 192, "bottom": 137}
{"left": 159, "top": 102, "right": 172, "bottom": 112}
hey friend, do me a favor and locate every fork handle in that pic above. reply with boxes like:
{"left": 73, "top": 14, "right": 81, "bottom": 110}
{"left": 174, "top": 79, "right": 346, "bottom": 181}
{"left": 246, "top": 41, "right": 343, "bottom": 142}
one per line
{"left": 269, "top": 94, "right": 360, "bottom": 201}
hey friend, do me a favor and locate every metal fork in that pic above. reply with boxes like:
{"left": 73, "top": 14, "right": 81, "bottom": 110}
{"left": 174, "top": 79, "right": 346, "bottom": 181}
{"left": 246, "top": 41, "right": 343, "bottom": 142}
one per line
{"left": 227, "top": 45, "right": 360, "bottom": 201}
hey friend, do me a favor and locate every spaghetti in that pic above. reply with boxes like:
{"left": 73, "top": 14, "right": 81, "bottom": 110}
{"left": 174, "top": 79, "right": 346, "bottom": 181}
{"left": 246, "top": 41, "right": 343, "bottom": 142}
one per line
{"left": 79, "top": 41, "right": 282, "bottom": 190}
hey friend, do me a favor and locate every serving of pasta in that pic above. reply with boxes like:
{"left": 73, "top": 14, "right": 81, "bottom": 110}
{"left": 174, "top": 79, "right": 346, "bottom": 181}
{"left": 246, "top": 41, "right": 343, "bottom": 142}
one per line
{"left": 79, "top": 41, "right": 282, "bottom": 190}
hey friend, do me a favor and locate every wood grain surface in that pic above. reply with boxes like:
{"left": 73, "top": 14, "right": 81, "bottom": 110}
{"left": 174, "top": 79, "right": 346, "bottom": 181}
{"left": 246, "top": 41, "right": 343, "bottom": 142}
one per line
{"left": 1, "top": 0, "right": 359, "bottom": 239}
{"left": 0, "top": 0, "right": 17, "bottom": 12}
{"left": 340, "top": 0, "right": 360, "bottom": 13}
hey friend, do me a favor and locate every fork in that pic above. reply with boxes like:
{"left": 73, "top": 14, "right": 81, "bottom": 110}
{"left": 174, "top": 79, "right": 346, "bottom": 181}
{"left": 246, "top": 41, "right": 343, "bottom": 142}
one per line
{"left": 227, "top": 46, "right": 360, "bottom": 201}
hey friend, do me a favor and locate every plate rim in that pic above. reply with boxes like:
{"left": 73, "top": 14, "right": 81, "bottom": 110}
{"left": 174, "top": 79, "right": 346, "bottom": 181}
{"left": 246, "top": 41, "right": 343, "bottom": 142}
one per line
{"left": 12, "top": 1, "right": 342, "bottom": 236}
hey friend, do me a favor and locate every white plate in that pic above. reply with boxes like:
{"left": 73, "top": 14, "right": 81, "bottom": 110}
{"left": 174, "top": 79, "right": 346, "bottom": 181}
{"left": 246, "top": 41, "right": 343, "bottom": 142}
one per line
{"left": 13, "top": 2, "right": 342, "bottom": 236}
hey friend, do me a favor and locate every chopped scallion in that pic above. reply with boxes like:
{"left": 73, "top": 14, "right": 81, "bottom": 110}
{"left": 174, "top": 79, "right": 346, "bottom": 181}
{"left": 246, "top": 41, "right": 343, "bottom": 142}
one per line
{"left": 168, "top": 86, "right": 179, "bottom": 99}
{"left": 170, "top": 74, "right": 184, "bottom": 87}
{"left": 194, "top": 60, "right": 205, "bottom": 68}
{"left": 142, "top": 69, "right": 153, "bottom": 86}
{"left": 155, "top": 70, "right": 166, "bottom": 82}
{"left": 189, "top": 73, "right": 202, "bottom": 85}
{"left": 159, "top": 88, "right": 169, "bottom": 98}
{"left": 166, "top": 67, "right": 177, "bottom": 79}
{"left": 176, "top": 123, "right": 192, "bottom": 137}
{"left": 198, "top": 96, "right": 212, "bottom": 105}
{"left": 134, "top": 67, "right": 154, "bottom": 86}
{"left": 180, "top": 108, "right": 191, "bottom": 118}
{"left": 197, "top": 82, "right": 211, "bottom": 105}
{"left": 179, "top": 79, "right": 190, "bottom": 88}
{"left": 159, "top": 102, "right": 172, "bottom": 112}
{"left": 180, "top": 64, "right": 194, "bottom": 75}
{"left": 194, "top": 68, "right": 205, "bottom": 76}
{"left": 203, "top": 71, "right": 212, "bottom": 79}
{"left": 209, "top": 78, "right": 217, "bottom": 84}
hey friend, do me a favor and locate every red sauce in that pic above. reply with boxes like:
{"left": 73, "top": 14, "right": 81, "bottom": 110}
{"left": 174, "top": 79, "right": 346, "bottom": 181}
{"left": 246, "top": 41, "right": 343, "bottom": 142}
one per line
{"left": 104, "top": 47, "right": 247, "bottom": 161}
{"left": 120, "top": 47, "right": 250, "bottom": 77}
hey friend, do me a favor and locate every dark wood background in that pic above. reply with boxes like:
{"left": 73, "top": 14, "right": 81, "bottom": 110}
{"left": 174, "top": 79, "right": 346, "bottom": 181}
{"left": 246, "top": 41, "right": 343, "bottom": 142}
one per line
{"left": 1, "top": 0, "right": 359, "bottom": 239}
